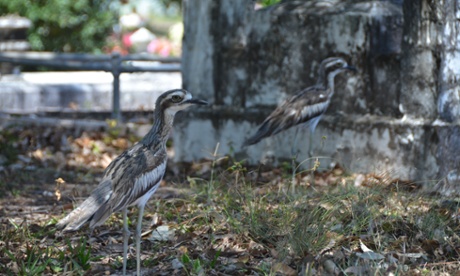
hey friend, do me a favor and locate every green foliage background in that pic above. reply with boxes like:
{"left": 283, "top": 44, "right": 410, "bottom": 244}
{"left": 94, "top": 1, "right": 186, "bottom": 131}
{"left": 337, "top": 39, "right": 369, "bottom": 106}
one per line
{"left": 0, "top": 0, "right": 117, "bottom": 53}
{"left": 259, "top": 0, "right": 281, "bottom": 7}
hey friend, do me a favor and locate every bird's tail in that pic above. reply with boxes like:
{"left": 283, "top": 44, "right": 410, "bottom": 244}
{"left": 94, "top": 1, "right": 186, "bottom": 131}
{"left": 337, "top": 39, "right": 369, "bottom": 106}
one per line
{"left": 56, "top": 196, "right": 101, "bottom": 231}
{"left": 243, "top": 134, "right": 262, "bottom": 147}
{"left": 56, "top": 179, "right": 112, "bottom": 231}
{"left": 244, "top": 121, "right": 277, "bottom": 146}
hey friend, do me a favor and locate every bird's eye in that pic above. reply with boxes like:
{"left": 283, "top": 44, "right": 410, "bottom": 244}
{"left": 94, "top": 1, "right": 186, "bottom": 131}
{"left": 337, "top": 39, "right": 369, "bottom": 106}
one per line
{"left": 171, "top": 95, "right": 183, "bottom": 103}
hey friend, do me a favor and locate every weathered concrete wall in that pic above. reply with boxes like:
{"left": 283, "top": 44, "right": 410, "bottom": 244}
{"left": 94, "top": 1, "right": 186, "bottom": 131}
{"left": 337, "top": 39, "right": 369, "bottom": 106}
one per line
{"left": 175, "top": 110, "right": 440, "bottom": 181}
{"left": 433, "top": 0, "right": 460, "bottom": 191}
{"left": 177, "top": 0, "right": 460, "bottom": 192}
{"left": 183, "top": 1, "right": 403, "bottom": 116}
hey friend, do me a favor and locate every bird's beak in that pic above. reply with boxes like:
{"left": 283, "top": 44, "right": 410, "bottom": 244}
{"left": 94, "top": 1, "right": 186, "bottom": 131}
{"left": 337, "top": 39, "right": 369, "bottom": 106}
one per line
{"left": 345, "top": 65, "right": 357, "bottom": 72}
{"left": 184, "top": 98, "right": 208, "bottom": 105}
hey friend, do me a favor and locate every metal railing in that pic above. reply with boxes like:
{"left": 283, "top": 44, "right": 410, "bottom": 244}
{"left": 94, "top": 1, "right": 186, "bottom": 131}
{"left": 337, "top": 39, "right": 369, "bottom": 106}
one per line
{"left": 0, "top": 51, "right": 181, "bottom": 121}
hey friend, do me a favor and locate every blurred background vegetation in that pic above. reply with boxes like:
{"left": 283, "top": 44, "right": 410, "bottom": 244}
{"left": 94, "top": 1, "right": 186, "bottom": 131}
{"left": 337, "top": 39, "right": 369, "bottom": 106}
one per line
{"left": 0, "top": 0, "right": 183, "bottom": 55}
{"left": 0, "top": 0, "right": 281, "bottom": 55}
{"left": 0, "top": 0, "right": 117, "bottom": 53}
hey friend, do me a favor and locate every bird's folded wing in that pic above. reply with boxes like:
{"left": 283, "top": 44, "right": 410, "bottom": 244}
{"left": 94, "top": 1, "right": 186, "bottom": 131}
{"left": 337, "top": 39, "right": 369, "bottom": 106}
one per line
{"left": 245, "top": 87, "right": 330, "bottom": 145}
{"left": 272, "top": 87, "right": 330, "bottom": 127}
{"left": 89, "top": 144, "right": 167, "bottom": 227}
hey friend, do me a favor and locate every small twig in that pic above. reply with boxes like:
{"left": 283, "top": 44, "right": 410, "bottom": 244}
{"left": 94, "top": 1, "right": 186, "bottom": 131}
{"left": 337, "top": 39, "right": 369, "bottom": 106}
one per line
{"left": 422, "top": 261, "right": 460, "bottom": 267}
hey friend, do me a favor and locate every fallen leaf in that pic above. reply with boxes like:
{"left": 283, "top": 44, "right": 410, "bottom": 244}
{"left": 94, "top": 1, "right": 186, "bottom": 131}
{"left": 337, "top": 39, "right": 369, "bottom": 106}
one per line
{"left": 359, "top": 239, "right": 373, "bottom": 252}
{"left": 356, "top": 251, "right": 385, "bottom": 260}
{"left": 323, "top": 259, "right": 340, "bottom": 275}
{"left": 344, "top": 266, "right": 370, "bottom": 275}
{"left": 55, "top": 178, "right": 66, "bottom": 201}
{"left": 273, "top": 262, "right": 297, "bottom": 276}
{"left": 171, "top": 258, "right": 183, "bottom": 269}
{"left": 178, "top": 246, "right": 188, "bottom": 254}
{"left": 396, "top": 252, "right": 426, "bottom": 259}
{"left": 357, "top": 240, "right": 384, "bottom": 260}
{"left": 317, "top": 239, "right": 336, "bottom": 258}
{"left": 150, "top": 225, "right": 174, "bottom": 241}
{"left": 422, "top": 239, "right": 440, "bottom": 255}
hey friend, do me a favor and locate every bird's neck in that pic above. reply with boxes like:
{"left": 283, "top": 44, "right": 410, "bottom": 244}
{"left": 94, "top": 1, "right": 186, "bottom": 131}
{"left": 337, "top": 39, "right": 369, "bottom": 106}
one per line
{"left": 140, "top": 109, "right": 175, "bottom": 149}
{"left": 317, "top": 72, "right": 337, "bottom": 94}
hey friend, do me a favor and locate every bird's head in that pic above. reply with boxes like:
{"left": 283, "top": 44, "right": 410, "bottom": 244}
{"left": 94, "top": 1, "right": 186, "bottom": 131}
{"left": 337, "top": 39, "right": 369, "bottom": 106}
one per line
{"left": 317, "top": 57, "right": 356, "bottom": 85}
{"left": 156, "top": 89, "right": 208, "bottom": 116}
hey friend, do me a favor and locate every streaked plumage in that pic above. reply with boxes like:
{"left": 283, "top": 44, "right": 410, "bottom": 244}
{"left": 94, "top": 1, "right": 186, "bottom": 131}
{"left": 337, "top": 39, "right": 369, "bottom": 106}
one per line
{"left": 56, "top": 89, "right": 207, "bottom": 276}
{"left": 244, "top": 57, "right": 356, "bottom": 146}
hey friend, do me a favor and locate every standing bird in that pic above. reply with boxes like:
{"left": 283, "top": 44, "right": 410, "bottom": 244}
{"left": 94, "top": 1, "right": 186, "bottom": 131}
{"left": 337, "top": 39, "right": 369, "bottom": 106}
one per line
{"left": 56, "top": 89, "right": 207, "bottom": 276}
{"left": 244, "top": 57, "right": 355, "bottom": 192}
{"left": 244, "top": 57, "right": 356, "bottom": 147}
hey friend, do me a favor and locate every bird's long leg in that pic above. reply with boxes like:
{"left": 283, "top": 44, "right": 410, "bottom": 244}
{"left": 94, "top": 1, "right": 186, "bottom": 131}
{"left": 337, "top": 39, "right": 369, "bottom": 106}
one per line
{"left": 89, "top": 227, "right": 95, "bottom": 247}
{"left": 122, "top": 207, "right": 130, "bottom": 276}
{"left": 136, "top": 204, "right": 145, "bottom": 276}
{"left": 309, "top": 129, "right": 316, "bottom": 186}
{"left": 291, "top": 128, "right": 300, "bottom": 195}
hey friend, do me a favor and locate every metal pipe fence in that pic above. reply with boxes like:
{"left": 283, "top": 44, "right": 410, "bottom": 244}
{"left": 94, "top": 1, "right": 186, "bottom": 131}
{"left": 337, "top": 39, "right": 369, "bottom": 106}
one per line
{"left": 0, "top": 51, "right": 181, "bottom": 121}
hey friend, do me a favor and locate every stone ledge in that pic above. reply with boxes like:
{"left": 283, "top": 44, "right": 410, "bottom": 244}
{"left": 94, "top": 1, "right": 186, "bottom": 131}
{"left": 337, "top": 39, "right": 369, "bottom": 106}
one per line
{"left": 173, "top": 110, "right": 459, "bottom": 188}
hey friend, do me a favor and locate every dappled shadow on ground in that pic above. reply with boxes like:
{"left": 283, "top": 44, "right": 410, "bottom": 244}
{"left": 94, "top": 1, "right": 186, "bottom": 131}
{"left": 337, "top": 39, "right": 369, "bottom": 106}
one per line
{"left": 1, "top": 124, "right": 460, "bottom": 275}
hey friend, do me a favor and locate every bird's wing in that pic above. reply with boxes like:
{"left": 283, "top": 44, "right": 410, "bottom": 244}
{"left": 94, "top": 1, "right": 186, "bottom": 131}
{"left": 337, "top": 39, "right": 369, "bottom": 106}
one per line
{"left": 244, "top": 87, "right": 330, "bottom": 146}
{"left": 286, "top": 87, "right": 331, "bottom": 127}
{"left": 89, "top": 143, "right": 167, "bottom": 228}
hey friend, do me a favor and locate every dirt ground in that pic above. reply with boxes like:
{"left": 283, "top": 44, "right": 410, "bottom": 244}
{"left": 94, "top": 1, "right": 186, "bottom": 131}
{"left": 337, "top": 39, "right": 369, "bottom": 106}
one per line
{"left": 1, "top": 123, "right": 460, "bottom": 275}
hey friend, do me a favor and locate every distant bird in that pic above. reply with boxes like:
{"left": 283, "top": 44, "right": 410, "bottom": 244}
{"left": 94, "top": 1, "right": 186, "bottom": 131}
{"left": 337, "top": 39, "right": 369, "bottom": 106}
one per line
{"left": 244, "top": 57, "right": 356, "bottom": 147}
{"left": 56, "top": 89, "right": 207, "bottom": 276}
